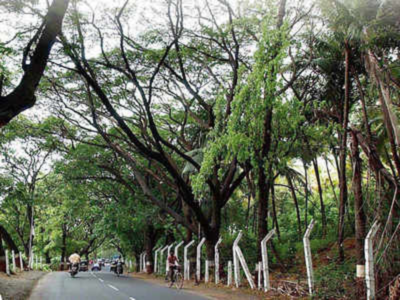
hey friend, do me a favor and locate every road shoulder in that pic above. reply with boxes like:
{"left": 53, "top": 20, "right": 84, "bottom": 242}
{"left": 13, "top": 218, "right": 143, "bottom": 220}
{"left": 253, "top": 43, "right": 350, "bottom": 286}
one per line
{"left": 0, "top": 271, "right": 46, "bottom": 300}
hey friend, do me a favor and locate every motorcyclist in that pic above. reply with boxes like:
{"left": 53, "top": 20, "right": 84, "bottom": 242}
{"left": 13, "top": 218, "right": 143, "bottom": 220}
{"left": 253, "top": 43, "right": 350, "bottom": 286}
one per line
{"left": 111, "top": 255, "right": 124, "bottom": 274}
{"left": 167, "top": 251, "right": 179, "bottom": 282}
{"left": 68, "top": 253, "right": 81, "bottom": 275}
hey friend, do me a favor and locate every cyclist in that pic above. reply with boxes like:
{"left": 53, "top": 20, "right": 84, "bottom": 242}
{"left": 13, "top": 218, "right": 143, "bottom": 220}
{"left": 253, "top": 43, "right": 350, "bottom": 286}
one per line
{"left": 167, "top": 251, "right": 179, "bottom": 282}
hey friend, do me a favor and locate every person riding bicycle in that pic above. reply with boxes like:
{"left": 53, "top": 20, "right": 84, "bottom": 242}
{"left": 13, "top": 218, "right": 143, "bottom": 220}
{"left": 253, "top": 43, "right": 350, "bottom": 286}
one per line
{"left": 167, "top": 251, "right": 179, "bottom": 282}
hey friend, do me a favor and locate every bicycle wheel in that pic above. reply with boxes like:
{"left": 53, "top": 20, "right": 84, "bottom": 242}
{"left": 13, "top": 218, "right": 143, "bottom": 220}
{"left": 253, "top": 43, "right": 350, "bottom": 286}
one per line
{"left": 174, "top": 272, "right": 184, "bottom": 290}
{"left": 168, "top": 277, "right": 174, "bottom": 288}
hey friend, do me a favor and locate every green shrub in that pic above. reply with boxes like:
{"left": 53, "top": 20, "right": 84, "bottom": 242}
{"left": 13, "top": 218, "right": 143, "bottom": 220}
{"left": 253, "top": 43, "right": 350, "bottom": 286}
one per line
{"left": 314, "top": 260, "right": 356, "bottom": 299}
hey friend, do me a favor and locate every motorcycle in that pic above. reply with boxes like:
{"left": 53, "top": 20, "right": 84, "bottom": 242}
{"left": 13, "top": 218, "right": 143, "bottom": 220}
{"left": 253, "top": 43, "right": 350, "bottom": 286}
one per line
{"left": 69, "top": 262, "right": 79, "bottom": 278}
{"left": 112, "top": 261, "right": 123, "bottom": 277}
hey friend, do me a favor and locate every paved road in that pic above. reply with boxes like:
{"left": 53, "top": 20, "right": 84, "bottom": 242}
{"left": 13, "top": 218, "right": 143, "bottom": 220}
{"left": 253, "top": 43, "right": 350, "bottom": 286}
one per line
{"left": 30, "top": 268, "right": 209, "bottom": 300}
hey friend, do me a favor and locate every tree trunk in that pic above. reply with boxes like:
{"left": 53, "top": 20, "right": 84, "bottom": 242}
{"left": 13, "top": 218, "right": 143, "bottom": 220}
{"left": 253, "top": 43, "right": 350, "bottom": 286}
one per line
{"left": 0, "top": 225, "right": 20, "bottom": 253}
{"left": 245, "top": 193, "right": 252, "bottom": 230}
{"left": 313, "top": 159, "right": 327, "bottom": 237}
{"left": 0, "top": 0, "right": 70, "bottom": 127}
{"left": 350, "top": 131, "right": 367, "bottom": 298}
{"left": 205, "top": 232, "right": 219, "bottom": 262}
{"left": 135, "top": 254, "right": 141, "bottom": 272}
{"left": 144, "top": 223, "right": 156, "bottom": 274}
{"left": 60, "top": 228, "right": 67, "bottom": 270}
{"left": 338, "top": 42, "right": 351, "bottom": 263}
{"left": 271, "top": 181, "right": 280, "bottom": 240}
{"left": 287, "top": 175, "right": 302, "bottom": 236}
{"left": 303, "top": 160, "right": 309, "bottom": 228}
{"left": 379, "top": 88, "right": 400, "bottom": 178}
{"left": 324, "top": 156, "right": 338, "bottom": 205}
{"left": 0, "top": 232, "right": 4, "bottom": 257}
{"left": 257, "top": 166, "right": 272, "bottom": 260}
{"left": 45, "top": 251, "right": 51, "bottom": 264}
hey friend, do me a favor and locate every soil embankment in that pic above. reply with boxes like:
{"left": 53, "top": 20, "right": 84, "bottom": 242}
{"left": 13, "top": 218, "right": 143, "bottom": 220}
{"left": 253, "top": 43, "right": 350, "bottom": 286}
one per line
{"left": 0, "top": 271, "right": 45, "bottom": 300}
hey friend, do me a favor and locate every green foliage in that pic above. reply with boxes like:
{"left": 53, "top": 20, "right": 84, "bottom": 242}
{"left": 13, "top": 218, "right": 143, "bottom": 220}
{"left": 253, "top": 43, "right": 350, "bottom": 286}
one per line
{"left": 314, "top": 258, "right": 357, "bottom": 299}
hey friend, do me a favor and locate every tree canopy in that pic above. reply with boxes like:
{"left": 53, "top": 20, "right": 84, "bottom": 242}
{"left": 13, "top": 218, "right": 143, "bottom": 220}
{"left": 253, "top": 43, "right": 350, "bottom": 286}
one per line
{"left": 0, "top": 0, "right": 399, "bottom": 298}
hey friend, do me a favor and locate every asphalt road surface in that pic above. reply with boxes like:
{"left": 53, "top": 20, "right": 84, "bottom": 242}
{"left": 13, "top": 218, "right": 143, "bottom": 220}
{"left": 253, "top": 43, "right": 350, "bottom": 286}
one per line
{"left": 30, "top": 267, "right": 209, "bottom": 300}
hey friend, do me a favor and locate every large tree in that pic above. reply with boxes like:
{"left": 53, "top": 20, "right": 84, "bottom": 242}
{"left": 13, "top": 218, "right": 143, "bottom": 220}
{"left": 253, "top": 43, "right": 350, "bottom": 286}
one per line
{"left": 0, "top": 0, "right": 69, "bottom": 127}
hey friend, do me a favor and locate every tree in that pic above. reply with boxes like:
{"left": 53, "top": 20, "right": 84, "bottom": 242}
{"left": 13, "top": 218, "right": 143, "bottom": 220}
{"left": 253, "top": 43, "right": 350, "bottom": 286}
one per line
{"left": 0, "top": 0, "right": 70, "bottom": 127}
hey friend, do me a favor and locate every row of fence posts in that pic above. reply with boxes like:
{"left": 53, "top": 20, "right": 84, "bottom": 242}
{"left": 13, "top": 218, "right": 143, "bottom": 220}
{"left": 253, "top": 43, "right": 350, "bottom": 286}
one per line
{"left": 1, "top": 220, "right": 382, "bottom": 300}
{"left": 4, "top": 250, "right": 25, "bottom": 275}
{"left": 3, "top": 250, "right": 50, "bottom": 276}
{"left": 135, "top": 219, "right": 379, "bottom": 299}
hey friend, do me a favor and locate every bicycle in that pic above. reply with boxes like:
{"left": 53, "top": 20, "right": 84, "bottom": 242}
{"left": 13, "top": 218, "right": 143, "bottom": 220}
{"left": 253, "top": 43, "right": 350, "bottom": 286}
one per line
{"left": 165, "top": 265, "right": 184, "bottom": 289}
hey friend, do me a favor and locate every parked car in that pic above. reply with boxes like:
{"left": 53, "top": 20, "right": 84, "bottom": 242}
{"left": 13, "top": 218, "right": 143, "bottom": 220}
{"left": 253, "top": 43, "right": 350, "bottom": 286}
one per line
{"left": 79, "top": 260, "right": 89, "bottom": 272}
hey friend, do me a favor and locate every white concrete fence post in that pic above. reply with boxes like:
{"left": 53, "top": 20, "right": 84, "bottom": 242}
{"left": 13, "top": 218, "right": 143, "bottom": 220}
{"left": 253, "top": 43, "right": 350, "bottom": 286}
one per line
{"left": 12, "top": 250, "right": 16, "bottom": 273}
{"left": 214, "top": 237, "right": 222, "bottom": 284}
{"left": 5, "top": 250, "right": 10, "bottom": 276}
{"left": 19, "top": 252, "right": 24, "bottom": 271}
{"left": 303, "top": 219, "right": 315, "bottom": 295}
{"left": 184, "top": 240, "right": 195, "bottom": 280}
{"left": 159, "top": 245, "right": 168, "bottom": 275}
{"left": 174, "top": 241, "right": 184, "bottom": 259}
{"left": 205, "top": 260, "right": 209, "bottom": 283}
{"left": 365, "top": 221, "right": 380, "bottom": 300}
{"left": 154, "top": 247, "right": 161, "bottom": 273}
{"left": 166, "top": 243, "right": 174, "bottom": 274}
{"left": 196, "top": 237, "right": 206, "bottom": 282}
{"left": 40, "top": 256, "right": 42, "bottom": 268}
{"left": 261, "top": 229, "right": 275, "bottom": 291}
{"left": 233, "top": 231, "right": 242, "bottom": 287}
{"left": 234, "top": 231, "right": 255, "bottom": 289}
{"left": 227, "top": 260, "right": 232, "bottom": 287}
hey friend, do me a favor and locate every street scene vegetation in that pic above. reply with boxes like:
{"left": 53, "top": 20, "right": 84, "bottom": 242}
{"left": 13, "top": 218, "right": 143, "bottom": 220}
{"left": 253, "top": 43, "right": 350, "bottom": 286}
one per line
{"left": 0, "top": 0, "right": 399, "bottom": 299}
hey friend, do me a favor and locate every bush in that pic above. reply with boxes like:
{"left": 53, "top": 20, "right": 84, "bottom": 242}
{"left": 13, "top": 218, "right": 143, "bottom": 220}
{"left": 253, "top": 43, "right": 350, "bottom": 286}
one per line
{"left": 40, "top": 264, "right": 52, "bottom": 272}
{"left": 314, "top": 259, "right": 356, "bottom": 299}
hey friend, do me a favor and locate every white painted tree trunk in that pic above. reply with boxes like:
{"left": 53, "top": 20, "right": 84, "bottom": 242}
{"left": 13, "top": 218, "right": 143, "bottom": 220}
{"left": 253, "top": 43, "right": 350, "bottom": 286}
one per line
{"left": 19, "top": 252, "right": 23, "bottom": 271}
{"left": 227, "top": 260, "right": 232, "bottom": 287}
{"left": 196, "top": 237, "right": 206, "bottom": 282}
{"left": 303, "top": 219, "right": 315, "bottom": 295}
{"left": 143, "top": 253, "right": 147, "bottom": 273}
{"left": 139, "top": 253, "right": 143, "bottom": 272}
{"left": 365, "top": 221, "right": 380, "bottom": 300}
{"left": 29, "top": 253, "right": 33, "bottom": 269}
{"left": 5, "top": 250, "right": 10, "bottom": 275}
{"left": 214, "top": 237, "right": 222, "bottom": 284}
{"left": 257, "top": 262, "right": 261, "bottom": 290}
{"left": 233, "top": 231, "right": 242, "bottom": 287}
{"left": 184, "top": 240, "right": 195, "bottom": 280}
{"left": 261, "top": 229, "right": 275, "bottom": 291}
{"left": 12, "top": 250, "right": 16, "bottom": 273}
{"left": 205, "top": 260, "right": 209, "bottom": 283}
